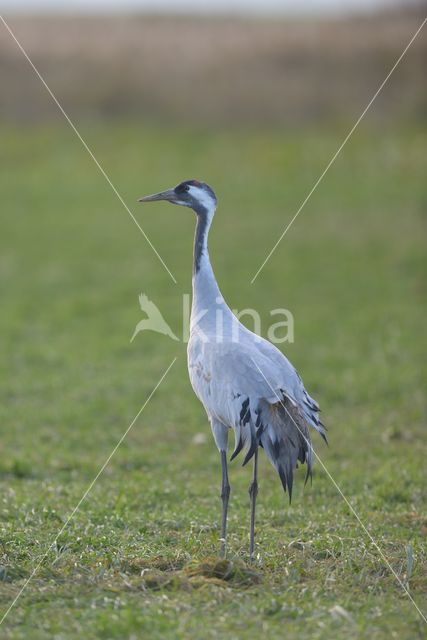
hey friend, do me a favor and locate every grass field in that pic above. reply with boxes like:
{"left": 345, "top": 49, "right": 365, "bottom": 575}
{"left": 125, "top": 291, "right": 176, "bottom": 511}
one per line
{"left": 0, "top": 121, "right": 426, "bottom": 639}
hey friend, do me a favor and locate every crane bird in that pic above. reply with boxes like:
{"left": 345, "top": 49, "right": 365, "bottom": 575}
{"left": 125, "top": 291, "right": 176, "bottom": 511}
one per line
{"left": 138, "top": 180, "right": 326, "bottom": 558}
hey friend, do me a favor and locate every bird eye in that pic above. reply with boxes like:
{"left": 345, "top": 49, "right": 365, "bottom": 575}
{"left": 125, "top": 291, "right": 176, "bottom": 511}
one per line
{"left": 175, "top": 182, "right": 190, "bottom": 195}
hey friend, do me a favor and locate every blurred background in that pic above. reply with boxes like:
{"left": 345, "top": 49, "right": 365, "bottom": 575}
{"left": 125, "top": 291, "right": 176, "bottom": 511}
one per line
{"left": 0, "top": 2, "right": 426, "bottom": 637}
{"left": 1, "top": 1, "right": 426, "bottom": 125}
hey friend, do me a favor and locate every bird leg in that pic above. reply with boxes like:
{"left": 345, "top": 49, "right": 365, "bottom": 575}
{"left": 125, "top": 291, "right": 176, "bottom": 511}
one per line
{"left": 249, "top": 448, "right": 259, "bottom": 560}
{"left": 220, "top": 449, "right": 230, "bottom": 557}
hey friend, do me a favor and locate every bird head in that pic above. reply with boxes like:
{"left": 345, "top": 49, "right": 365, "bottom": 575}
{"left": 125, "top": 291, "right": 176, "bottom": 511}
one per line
{"left": 138, "top": 180, "right": 217, "bottom": 215}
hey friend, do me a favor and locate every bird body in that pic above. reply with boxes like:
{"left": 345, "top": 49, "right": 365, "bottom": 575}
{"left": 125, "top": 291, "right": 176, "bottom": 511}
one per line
{"left": 138, "top": 179, "right": 326, "bottom": 557}
{"left": 187, "top": 200, "right": 325, "bottom": 492}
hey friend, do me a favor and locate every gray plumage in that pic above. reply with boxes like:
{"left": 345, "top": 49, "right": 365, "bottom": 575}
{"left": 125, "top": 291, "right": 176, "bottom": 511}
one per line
{"left": 139, "top": 179, "right": 326, "bottom": 557}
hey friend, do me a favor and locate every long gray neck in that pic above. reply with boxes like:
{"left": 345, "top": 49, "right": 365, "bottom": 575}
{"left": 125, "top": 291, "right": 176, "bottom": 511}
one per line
{"left": 193, "top": 206, "right": 211, "bottom": 275}
{"left": 191, "top": 204, "right": 222, "bottom": 316}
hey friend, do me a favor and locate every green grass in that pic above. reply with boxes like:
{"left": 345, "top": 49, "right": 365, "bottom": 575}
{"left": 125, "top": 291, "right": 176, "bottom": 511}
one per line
{"left": 0, "top": 121, "right": 426, "bottom": 639}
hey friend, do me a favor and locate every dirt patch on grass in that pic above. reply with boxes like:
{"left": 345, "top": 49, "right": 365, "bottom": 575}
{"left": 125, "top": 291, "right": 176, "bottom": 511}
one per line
{"left": 185, "top": 558, "right": 262, "bottom": 587}
{"left": 116, "top": 556, "right": 262, "bottom": 592}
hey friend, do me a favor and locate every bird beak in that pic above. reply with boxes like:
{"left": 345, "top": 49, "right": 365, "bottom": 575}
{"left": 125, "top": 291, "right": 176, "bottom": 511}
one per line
{"left": 138, "top": 188, "right": 177, "bottom": 204}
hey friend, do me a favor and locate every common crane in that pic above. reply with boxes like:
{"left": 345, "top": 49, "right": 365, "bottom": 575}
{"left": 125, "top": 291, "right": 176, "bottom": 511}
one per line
{"left": 138, "top": 180, "right": 326, "bottom": 558}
